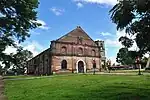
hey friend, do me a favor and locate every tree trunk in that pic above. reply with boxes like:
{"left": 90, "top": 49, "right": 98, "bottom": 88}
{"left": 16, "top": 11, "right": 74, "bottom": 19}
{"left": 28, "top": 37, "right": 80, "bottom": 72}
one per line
{"left": 146, "top": 55, "right": 150, "bottom": 68}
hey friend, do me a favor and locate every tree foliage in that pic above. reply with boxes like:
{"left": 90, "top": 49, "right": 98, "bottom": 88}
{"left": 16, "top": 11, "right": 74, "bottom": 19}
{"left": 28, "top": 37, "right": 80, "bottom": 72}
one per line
{"left": 116, "top": 48, "right": 134, "bottom": 65}
{"left": 110, "top": 0, "right": 150, "bottom": 55}
{"left": 11, "top": 49, "right": 33, "bottom": 74}
{"left": 116, "top": 47, "right": 146, "bottom": 66}
{"left": 0, "top": 0, "right": 40, "bottom": 70}
{"left": 119, "top": 36, "right": 134, "bottom": 48}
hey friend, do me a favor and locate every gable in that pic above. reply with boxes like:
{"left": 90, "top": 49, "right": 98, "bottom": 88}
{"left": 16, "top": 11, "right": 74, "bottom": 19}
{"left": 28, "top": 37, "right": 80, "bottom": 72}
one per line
{"left": 56, "top": 26, "right": 97, "bottom": 46}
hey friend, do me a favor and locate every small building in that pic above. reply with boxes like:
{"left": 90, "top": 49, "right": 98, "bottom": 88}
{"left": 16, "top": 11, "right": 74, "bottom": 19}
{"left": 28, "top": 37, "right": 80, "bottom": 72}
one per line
{"left": 27, "top": 26, "right": 106, "bottom": 75}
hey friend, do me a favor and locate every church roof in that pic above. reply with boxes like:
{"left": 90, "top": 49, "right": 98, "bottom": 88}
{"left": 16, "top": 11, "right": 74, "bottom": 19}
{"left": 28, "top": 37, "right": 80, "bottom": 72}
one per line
{"left": 56, "top": 26, "right": 97, "bottom": 46}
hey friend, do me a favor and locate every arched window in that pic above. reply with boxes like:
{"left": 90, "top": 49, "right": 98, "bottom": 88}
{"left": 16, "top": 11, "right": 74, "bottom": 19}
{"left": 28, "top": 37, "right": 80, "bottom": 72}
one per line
{"left": 61, "top": 60, "right": 67, "bottom": 69}
{"left": 78, "top": 47, "right": 83, "bottom": 55}
{"left": 61, "top": 46, "right": 67, "bottom": 54}
{"left": 92, "top": 49, "right": 96, "bottom": 56}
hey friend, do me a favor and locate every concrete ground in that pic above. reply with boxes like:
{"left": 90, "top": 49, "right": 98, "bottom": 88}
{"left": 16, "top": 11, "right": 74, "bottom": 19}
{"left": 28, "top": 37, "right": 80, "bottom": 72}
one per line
{"left": 0, "top": 76, "right": 7, "bottom": 100}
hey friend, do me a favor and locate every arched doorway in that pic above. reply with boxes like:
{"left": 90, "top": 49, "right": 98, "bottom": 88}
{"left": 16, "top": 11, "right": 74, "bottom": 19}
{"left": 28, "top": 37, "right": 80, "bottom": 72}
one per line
{"left": 78, "top": 61, "right": 84, "bottom": 73}
{"left": 61, "top": 60, "right": 67, "bottom": 70}
{"left": 92, "top": 60, "right": 96, "bottom": 69}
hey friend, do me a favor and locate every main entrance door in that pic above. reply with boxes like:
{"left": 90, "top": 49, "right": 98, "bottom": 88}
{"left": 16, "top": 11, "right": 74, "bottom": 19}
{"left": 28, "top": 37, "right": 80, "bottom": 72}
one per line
{"left": 61, "top": 60, "right": 67, "bottom": 70}
{"left": 78, "top": 61, "right": 84, "bottom": 73}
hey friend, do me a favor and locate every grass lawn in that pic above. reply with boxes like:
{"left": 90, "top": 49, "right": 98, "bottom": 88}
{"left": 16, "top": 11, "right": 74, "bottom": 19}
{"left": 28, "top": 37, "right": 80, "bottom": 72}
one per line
{"left": 5, "top": 74, "right": 150, "bottom": 100}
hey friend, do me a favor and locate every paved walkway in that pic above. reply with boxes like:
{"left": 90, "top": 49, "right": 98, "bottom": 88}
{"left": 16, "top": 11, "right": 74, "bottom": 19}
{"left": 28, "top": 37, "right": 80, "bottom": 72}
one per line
{"left": 98, "top": 72, "right": 150, "bottom": 75}
{"left": 5, "top": 76, "right": 54, "bottom": 81}
{"left": 0, "top": 76, "right": 7, "bottom": 100}
{"left": 4, "top": 72, "right": 150, "bottom": 81}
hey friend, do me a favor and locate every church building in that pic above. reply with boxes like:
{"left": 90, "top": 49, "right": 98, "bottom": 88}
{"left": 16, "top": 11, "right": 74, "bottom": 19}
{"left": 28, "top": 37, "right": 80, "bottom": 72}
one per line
{"left": 27, "top": 26, "right": 106, "bottom": 75}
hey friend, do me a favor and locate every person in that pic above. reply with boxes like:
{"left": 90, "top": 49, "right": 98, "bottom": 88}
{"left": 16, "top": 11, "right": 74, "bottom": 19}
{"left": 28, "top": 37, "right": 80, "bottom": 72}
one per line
{"left": 93, "top": 62, "right": 96, "bottom": 75}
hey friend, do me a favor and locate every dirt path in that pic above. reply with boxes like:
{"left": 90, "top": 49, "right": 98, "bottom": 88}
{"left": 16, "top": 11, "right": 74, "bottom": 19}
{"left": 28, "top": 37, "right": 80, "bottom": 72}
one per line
{"left": 0, "top": 76, "right": 7, "bottom": 100}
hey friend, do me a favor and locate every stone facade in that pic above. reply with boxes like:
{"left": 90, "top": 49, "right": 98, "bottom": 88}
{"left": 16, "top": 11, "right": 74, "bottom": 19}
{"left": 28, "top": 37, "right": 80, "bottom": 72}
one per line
{"left": 27, "top": 26, "right": 106, "bottom": 75}
{"left": 27, "top": 48, "right": 51, "bottom": 75}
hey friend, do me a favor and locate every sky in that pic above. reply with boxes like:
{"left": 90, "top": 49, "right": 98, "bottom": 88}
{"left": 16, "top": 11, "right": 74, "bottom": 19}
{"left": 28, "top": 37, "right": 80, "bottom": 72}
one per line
{"left": 5, "top": 0, "right": 138, "bottom": 64}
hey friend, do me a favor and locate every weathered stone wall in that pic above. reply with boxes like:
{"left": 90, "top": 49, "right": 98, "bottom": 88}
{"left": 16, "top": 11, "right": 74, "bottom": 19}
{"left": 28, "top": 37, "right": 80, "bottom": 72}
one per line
{"left": 27, "top": 48, "right": 51, "bottom": 75}
{"left": 51, "top": 56, "right": 101, "bottom": 73}
{"left": 51, "top": 42, "right": 99, "bottom": 57}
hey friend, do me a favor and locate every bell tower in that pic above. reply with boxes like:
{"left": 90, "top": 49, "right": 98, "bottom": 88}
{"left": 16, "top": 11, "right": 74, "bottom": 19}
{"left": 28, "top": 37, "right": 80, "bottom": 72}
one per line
{"left": 95, "top": 40, "right": 106, "bottom": 70}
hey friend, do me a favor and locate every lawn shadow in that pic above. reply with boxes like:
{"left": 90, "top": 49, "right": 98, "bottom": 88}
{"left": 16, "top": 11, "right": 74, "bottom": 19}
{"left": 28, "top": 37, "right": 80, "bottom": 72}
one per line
{"left": 81, "top": 85, "right": 150, "bottom": 100}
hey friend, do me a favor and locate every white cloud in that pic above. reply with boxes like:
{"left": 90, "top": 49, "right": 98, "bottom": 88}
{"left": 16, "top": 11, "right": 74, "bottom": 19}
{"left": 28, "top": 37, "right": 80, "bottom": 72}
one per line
{"left": 50, "top": 7, "right": 65, "bottom": 16}
{"left": 36, "top": 20, "right": 50, "bottom": 30}
{"left": 104, "top": 47, "right": 117, "bottom": 65}
{"left": 109, "top": 56, "right": 117, "bottom": 64}
{"left": 95, "top": 38, "right": 121, "bottom": 48}
{"left": 105, "top": 39, "right": 122, "bottom": 48}
{"left": 30, "top": 30, "right": 41, "bottom": 35}
{"left": 116, "top": 30, "right": 126, "bottom": 38}
{"left": 96, "top": 29, "right": 141, "bottom": 64}
{"left": 107, "top": 30, "right": 139, "bottom": 64}
{"left": 144, "top": 53, "right": 149, "bottom": 58}
{"left": 99, "top": 32, "right": 112, "bottom": 36}
{"left": 23, "top": 41, "right": 46, "bottom": 57}
{"left": 4, "top": 41, "right": 47, "bottom": 57}
{"left": 74, "top": 0, "right": 117, "bottom": 6}
{"left": 96, "top": 30, "right": 127, "bottom": 48}
{"left": 116, "top": 30, "right": 138, "bottom": 51}
{"left": 3, "top": 41, "right": 20, "bottom": 54}
{"left": 96, "top": 30, "right": 128, "bottom": 64}
{"left": 4, "top": 46, "right": 17, "bottom": 54}
{"left": 1, "top": 41, "right": 47, "bottom": 68}
{"left": 77, "top": 2, "right": 84, "bottom": 8}
{"left": 96, "top": 31, "right": 123, "bottom": 48}
{"left": 128, "top": 42, "right": 138, "bottom": 51}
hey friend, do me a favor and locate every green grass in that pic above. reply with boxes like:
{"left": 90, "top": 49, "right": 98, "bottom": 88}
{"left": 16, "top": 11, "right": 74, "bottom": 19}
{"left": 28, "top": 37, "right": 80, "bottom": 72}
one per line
{"left": 5, "top": 74, "right": 150, "bottom": 100}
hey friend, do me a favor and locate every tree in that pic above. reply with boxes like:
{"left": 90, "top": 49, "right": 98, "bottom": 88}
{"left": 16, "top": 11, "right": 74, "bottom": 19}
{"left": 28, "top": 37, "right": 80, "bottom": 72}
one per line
{"left": 110, "top": 0, "right": 150, "bottom": 56}
{"left": 116, "top": 48, "right": 135, "bottom": 65}
{"left": 11, "top": 49, "right": 33, "bottom": 75}
{"left": 0, "top": 0, "right": 40, "bottom": 70}
{"left": 119, "top": 36, "right": 134, "bottom": 48}
{"left": 0, "top": 65, "right": 3, "bottom": 75}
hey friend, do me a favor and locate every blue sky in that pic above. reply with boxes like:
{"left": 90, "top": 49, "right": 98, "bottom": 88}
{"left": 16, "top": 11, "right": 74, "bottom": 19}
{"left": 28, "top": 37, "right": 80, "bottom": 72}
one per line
{"left": 5, "top": 0, "right": 129, "bottom": 64}
{"left": 27, "top": 0, "right": 124, "bottom": 64}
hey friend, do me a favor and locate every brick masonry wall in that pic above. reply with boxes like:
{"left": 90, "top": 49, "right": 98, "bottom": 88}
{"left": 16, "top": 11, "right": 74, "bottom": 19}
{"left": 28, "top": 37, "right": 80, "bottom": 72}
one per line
{"left": 54, "top": 42, "right": 99, "bottom": 57}
{"left": 51, "top": 56, "right": 101, "bottom": 73}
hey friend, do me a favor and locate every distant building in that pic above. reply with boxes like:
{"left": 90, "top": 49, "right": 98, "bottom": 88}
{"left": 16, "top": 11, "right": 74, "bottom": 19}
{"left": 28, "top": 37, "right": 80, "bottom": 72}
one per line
{"left": 27, "top": 26, "right": 106, "bottom": 75}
